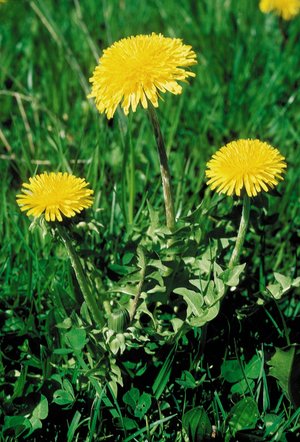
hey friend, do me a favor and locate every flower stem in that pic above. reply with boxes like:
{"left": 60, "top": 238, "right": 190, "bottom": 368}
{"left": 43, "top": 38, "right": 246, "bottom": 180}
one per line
{"left": 148, "top": 103, "right": 175, "bottom": 230}
{"left": 57, "top": 224, "right": 103, "bottom": 326}
{"left": 229, "top": 196, "right": 251, "bottom": 269}
{"left": 128, "top": 129, "right": 135, "bottom": 225}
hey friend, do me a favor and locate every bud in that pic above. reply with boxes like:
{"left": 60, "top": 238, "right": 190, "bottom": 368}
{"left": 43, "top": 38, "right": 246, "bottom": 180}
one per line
{"left": 107, "top": 308, "right": 130, "bottom": 333}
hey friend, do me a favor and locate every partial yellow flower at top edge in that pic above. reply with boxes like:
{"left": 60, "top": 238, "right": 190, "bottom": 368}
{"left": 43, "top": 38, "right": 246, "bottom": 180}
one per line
{"left": 205, "top": 139, "right": 287, "bottom": 197}
{"left": 88, "top": 33, "right": 197, "bottom": 119}
{"left": 16, "top": 172, "right": 94, "bottom": 222}
{"left": 259, "top": 0, "right": 300, "bottom": 20}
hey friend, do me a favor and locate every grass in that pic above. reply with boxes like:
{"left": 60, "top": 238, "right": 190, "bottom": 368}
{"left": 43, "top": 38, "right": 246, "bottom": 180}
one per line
{"left": 1, "top": 0, "right": 300, "bottom": 440}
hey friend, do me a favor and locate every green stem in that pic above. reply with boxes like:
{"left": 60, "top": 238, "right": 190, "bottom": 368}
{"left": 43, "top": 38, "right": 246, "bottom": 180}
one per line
{"left": 128, "top": 129, "right": 135, "bottom": 225}
{"left": 229, "top": 196, "right": 251, "bottom": 269}
{"left": 278, "top": 17, "right": 288, "bottom": 47}
{"left": 148, "top": 103, "right": 175, "bottom": 230}
{"left": 57, "top": 224, "right": 103, "bottom": 326}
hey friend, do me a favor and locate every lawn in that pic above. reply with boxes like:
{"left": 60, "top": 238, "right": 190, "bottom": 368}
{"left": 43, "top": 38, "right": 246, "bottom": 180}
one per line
{"left": 0, "top": 0, "right": 300, "bottom": 440}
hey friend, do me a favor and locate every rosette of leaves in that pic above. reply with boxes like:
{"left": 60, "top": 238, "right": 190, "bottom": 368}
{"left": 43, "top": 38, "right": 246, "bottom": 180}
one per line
{"left": 106, "top": 205, "right": 246, "bottom": 349}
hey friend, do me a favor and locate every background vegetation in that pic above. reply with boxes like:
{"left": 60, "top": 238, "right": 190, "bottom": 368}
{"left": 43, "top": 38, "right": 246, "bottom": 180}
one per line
{"left": 0, "top": 0, "right": 299, "bottom": 440}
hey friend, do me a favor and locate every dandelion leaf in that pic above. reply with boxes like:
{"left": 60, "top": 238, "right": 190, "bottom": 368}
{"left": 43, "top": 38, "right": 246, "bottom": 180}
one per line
{"left": 173, "top": 287, "right": 204, "bottom": 317}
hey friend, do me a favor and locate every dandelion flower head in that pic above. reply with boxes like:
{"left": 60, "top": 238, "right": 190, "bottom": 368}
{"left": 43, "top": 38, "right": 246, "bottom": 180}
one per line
{"left": 17, "top": 172, "right": 94, "bottom": 222}
{"left": 205, "top": 139, "right": 287, "bottom": 197}
{"left": 88, "top": 33, "right": 197, "bottom": 119}
{"left": 259, "top": 0, "right": 300, "bottom": 20}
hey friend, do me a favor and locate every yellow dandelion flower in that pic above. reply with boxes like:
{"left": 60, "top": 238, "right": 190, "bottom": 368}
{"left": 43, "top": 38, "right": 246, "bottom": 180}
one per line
{"left": 205, "top": 139, "right": 287, "bottom": 197}
{"left": 259, "top": 0, "right": 300, "bottom": 20}
{"left": 17, "top": 172, "right": 94, "bottom": 222}
{"left": 88, "top": 33, "right": 197, "bottom": 119}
